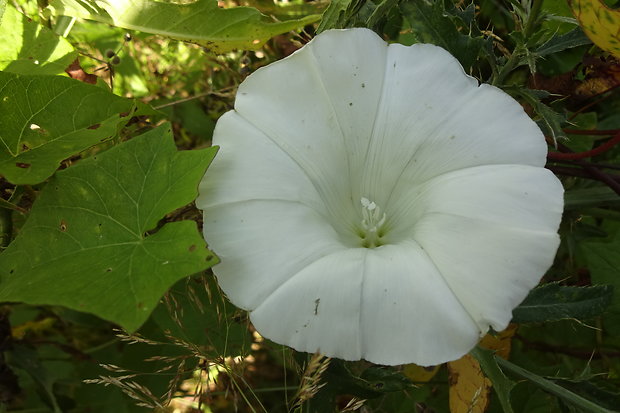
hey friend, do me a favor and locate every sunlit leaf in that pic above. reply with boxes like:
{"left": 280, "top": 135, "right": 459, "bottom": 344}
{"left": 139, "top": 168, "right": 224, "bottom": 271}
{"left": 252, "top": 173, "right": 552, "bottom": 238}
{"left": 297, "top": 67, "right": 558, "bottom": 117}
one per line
{"left": 47, "top": 0, "right": 320, "bottom": 53}
{"left": 0, "top": 124, "right": 218, "bottom": 332}
{"left": 512, "top": 283, "right": 613, "bottom": 323}
{"left": 0, "top": 72, "right": 142, "bottom": 185}
{"left": 569, "top": 0, "right": 620, "bottom": 58}
{"left": 0, "top": 4, "right": 77, "bottom": 75}
{"left": 0, "top": 0, "right": 6, "bottom": 25}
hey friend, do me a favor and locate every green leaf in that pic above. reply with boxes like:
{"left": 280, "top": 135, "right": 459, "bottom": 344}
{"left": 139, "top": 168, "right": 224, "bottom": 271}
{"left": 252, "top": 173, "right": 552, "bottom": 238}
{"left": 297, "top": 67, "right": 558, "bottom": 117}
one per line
{"left": 555, "top": 379, "right": 620, "bottom": 411}
{"left": 316, "top": 0, "right": 355, "bottom": 33}
{"left": 512, "top": 283, "right": 613, "bottom": 323}
{"left": 8, "top": 344, "right": 63, "bottom": 413}
{"left": 0, "top": 0, "right": 6, "bottom": 25}
{"left": 471, "top": 347, "right": 515, "bottom": 413}
{"left": 495, "top": 357, "right": 614, "bottom": 413}
{"left": 242, "top": 0, "right": 328, "bottom": 21}
{"left": 0, "top": 124, "right": 218, "bottom": 332}
{"left": 565, "top": 186, "right": 620, "bottom": 209}
{"left": 366, "top": 0, "right": 399, "bottom": 28}
{"left": 47, "top": 0, "right": 320, "bottom": 53}
{"left": 399, "top": 0, "right": 488, "bottom": 70}
{"left": 536, "top": 27, "right": 592, "bottom": 56}
{"left": 0, "top": 72, "right": 140, "bottom": 185}
{"left": 514, "top": 88, "right": 566, "bottom": 142}
{"left": 0, "top": 4, "right": 77, "bottom": 75}
{"left": 580, "top": 231, "right": 620, "bottom": 336}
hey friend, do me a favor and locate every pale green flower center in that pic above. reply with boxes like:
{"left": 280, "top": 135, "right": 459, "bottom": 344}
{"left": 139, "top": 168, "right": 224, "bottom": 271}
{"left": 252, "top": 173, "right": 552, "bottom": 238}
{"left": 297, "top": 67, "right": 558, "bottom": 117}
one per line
{"left": 359, "top": 197, "right": 387, "bottom": 248}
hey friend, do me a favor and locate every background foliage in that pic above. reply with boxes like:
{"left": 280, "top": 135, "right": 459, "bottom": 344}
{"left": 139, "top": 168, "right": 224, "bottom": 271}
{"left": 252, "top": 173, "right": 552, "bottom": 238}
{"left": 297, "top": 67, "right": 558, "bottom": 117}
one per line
{"left": 0, "top": 0, "right": 619, "bottom": 412}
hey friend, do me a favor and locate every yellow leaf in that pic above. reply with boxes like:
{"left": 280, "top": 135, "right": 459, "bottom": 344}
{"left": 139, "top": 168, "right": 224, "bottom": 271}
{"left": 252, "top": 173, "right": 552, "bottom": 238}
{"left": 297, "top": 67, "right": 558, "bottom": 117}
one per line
{"left": 403, "top": 363, "right": 441, "bottom": 383}
{"left": 569, "top": 0, "right": 620, "bottom": 58}
{"left": 448, "top": 354, "right": 491, "bottom": 413}
{"left": 447, "top": 325, "right": 516, "bottom": 413}
{"left": 479, "top": 324, "right": 517, "bottom": 359}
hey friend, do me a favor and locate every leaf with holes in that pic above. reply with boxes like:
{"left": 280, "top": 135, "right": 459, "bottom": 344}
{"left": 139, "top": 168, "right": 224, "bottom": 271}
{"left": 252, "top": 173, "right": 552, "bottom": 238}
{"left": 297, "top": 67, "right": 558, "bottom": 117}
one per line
{"left": 0, "top": 124, "right": 218, "bottom": 332}
{"left": 0, "top": 4, "right": 77, "bottom": 75}
{"left": 0, "top": 72, "right": 144, "bottom": 185}
{"left": 47, "top": 0, "right": 320, "bottom": 53}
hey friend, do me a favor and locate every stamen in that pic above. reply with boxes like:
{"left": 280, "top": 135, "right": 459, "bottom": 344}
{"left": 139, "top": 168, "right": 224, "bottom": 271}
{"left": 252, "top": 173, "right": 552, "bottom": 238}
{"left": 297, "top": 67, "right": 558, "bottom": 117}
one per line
{"left": 360, "top": 197, "right": 387, "bottom": 247}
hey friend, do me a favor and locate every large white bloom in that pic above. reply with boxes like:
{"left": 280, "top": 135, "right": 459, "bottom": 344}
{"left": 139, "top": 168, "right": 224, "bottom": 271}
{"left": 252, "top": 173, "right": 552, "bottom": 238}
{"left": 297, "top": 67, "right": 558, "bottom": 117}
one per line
{"left": 197, "top": 28, "right": 564, "bottom": 366}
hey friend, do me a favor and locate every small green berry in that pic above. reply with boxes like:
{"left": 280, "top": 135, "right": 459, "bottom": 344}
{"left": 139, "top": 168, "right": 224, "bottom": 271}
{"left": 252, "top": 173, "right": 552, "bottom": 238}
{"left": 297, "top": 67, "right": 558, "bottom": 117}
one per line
{"left": 110, "top": 55, "right": 121, "bottom": 65}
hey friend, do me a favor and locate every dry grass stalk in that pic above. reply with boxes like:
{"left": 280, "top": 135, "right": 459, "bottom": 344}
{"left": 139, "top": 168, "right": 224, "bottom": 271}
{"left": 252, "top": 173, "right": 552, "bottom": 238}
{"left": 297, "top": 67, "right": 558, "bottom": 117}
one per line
{"left": 289, "top": 353, "right": 331, "bottom": 411}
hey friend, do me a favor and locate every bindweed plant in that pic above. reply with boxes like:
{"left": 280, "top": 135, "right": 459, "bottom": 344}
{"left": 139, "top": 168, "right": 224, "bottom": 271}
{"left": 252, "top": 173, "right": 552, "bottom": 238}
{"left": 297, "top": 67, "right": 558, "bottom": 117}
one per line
{"left": 0, "top": 0, "right": 619, "bottom": 412}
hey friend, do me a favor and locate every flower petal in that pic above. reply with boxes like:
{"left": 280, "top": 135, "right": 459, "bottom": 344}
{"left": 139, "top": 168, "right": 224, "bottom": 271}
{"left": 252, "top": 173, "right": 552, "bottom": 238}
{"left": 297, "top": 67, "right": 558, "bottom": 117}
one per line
{"left": 363, "top": 43, "right": 547, "bottom": 205}
{"left": 360, "top": 242, "right": 480, "bottom": 366}
{"left": 233, "top": 28, "right": 388, "bottom": 229}
{"left": 412, "top": 213, "right": 560, "bottom": 332}
{"left": 202, "top": 200, "right": 345, "bottom": 309}
{"left": 251, "top": 249, "right": 367, "bottom": 361}
{"left": 389, "top": 164, "right": 564, "bottom": 239}
{"left": 196, "top": 111, "right": 322, "bottom": 211}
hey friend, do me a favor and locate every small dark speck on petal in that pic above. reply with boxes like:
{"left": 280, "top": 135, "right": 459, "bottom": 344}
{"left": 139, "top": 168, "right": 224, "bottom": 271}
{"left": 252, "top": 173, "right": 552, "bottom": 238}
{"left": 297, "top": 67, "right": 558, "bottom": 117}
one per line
{"left": 349, "top": 102, "right": 353, "bottom": 106}
{"left": 361, "top": 83, "right": 365, "bottom": 88}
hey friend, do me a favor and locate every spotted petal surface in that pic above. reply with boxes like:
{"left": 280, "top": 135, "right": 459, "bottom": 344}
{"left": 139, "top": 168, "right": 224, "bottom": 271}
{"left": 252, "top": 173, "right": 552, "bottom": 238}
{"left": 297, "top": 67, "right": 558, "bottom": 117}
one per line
{"left": 197, "top": 28, "right": 564, "bottom": 366}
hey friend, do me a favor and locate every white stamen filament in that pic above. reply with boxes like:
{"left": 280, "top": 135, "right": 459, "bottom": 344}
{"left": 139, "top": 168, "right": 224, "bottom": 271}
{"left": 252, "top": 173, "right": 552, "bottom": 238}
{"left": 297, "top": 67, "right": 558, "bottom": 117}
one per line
{"left": 360, "top": 197, "right": 386, "bottom": 247}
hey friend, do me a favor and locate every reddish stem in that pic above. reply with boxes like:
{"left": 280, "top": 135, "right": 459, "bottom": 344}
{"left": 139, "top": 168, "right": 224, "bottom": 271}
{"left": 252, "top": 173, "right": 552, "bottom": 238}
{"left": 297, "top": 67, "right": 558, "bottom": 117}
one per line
{"left": 548, "top": 132, "right": 620, "bottom": 160}
{"left": 563, "top": 128, "right": 620, "bottom": 136}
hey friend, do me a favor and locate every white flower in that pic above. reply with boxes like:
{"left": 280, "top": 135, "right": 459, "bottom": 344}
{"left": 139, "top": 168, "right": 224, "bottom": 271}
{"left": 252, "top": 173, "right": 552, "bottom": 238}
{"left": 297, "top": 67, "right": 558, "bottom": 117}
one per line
{"left": 197, "top": 28, "right": 564, "bottom": 366}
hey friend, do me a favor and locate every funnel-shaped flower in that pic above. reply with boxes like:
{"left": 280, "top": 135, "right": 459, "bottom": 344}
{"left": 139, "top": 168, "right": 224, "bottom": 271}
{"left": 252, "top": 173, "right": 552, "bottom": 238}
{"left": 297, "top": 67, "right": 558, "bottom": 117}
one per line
{"left": 197, "top": 28, "right": 563, "bottom": 366}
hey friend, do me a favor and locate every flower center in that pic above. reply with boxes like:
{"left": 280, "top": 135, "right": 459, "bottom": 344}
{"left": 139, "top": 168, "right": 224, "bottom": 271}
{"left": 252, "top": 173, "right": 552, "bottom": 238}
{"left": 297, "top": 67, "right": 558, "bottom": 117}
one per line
{"left": 359, "top": 197, "right": 387, "bottom": 248}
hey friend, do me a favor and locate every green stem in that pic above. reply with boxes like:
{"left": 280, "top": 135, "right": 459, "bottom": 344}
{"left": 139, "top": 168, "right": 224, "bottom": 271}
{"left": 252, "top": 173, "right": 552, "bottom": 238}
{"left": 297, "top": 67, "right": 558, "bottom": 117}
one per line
{"left": 523, "top": 0, "right": 544, "bottom": 39}
{"left": 493, "top": 0, "right": 544, "bottom": 85}
{"left": 493, "top": 49, "right": 521, "bottom": 86}
{"left": 495, "top": 357, "right": 614, "bottom": 413}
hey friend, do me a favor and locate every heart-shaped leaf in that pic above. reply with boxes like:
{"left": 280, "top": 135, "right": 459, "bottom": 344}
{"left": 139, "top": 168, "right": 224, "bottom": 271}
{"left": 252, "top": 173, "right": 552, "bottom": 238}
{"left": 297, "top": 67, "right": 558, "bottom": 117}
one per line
{"left": 0, "top": 4, "right": 76, "bottom": 75}
{"left": 0, "top": 124, "right": 218, "bottom": 332}
{"left": 0, "top": 72, "right": 145, "bottom": 185}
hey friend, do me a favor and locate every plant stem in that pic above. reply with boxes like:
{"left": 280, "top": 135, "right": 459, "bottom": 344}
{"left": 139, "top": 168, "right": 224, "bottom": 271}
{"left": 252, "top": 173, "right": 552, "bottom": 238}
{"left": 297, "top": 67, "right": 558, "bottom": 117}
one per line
{"left": 523, "top": 0, "right": 544, "bottom": 39}
{"left": 493, "top": 0, "right": 544, "bottom": 85}
{"left": 495, "top": 357, "right": 614, "bottom": 413}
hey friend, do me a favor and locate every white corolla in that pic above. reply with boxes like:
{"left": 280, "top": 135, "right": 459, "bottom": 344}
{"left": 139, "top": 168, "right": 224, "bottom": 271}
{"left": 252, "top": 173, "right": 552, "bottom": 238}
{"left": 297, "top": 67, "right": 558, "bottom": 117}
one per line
{"left": 197, "top": 28, "right": 564, "bottom": 366}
